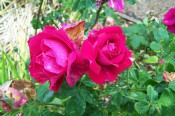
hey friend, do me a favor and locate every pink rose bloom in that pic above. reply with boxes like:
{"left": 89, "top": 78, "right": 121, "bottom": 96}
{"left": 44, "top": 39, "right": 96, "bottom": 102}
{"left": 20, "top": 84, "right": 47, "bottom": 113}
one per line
{"left": 163, "top": 7, "right": 175, "bottom": 34}
{"left": 28, "top": 26, "right": 88, "bottom": 92}
{"left": 96, "top": 0, "right": 124, "bottom": 13}
{"left": 81, "top": 26, "right": 132, "bottom": 84}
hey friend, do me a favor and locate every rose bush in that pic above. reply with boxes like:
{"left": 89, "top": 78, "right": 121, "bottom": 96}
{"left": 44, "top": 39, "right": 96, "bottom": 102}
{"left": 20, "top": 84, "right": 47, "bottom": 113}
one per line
{"left": 81, "top": 26, "right": 132, "bottom": 84}
{"left": 163, "top": 7, "right": 175, "bottom": 34}
{"left": 28, "top": 26, "right": 88, "bottom": 92}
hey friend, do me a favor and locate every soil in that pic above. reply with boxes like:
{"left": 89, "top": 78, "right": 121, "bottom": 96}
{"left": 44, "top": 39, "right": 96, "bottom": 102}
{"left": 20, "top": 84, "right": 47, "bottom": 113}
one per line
{"left": 124, "top": 0, "right": 175, "bottom": 20}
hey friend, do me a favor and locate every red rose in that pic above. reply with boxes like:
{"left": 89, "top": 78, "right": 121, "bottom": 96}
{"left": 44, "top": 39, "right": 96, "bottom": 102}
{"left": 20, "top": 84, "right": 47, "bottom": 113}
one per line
{"left": 163, "top": 7, "right": 175, "bottom": 34}
{"left": 28, "top": 26, "right": 88, "bottom": 92}
{"left": 81, "top": 26, "right": 132, "bottom": 84}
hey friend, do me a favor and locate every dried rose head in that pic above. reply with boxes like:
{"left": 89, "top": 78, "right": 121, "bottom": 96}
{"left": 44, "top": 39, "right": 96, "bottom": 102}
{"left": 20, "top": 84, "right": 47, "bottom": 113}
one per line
{"left": 163, "top": 71, "right": 175, "bottom": 82}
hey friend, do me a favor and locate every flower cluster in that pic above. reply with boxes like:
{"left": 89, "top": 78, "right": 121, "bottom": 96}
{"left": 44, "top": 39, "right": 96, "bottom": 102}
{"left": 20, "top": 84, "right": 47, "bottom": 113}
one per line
{"left": 28, "top": 21, "right": 132, "bottom": 92}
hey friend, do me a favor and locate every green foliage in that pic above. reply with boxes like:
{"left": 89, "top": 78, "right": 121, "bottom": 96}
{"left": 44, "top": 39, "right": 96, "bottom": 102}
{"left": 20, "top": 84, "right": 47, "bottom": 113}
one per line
{"left": 0, "top": 51, "right": 30, "bottom": 85}
{"left": 126, "top": 0, "right": 137, "bottom": 5}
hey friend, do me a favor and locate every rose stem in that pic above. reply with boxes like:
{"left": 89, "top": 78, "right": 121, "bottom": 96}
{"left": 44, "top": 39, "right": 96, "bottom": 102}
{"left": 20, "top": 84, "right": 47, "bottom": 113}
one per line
{"left": 35, "top": 0, "right": 44, "bottom": 34}
{"left": 91, "top": 3, "right": 103, "bottom": 29}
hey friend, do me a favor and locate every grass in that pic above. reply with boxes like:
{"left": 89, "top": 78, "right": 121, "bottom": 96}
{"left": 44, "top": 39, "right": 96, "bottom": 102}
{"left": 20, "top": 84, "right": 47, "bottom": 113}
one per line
{"left": 0, "top": 0, "right": 34, "bottom": 85}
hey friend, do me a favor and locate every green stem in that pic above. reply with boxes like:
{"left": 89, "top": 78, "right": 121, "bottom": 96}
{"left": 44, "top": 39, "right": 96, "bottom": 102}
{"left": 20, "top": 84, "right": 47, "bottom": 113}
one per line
{"left": 91, "top": 4, "right": 103, "bottom": 29}
{"left": 35, "top": 0, "right": 44, "bottom": 34}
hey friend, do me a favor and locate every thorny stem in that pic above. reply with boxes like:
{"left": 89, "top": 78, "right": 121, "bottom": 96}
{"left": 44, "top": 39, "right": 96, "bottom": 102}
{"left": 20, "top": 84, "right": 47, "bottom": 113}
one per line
{"left": 91, "top": 3, "right": 103, "bottom": 29}
{"left": 35, "top": 0, "right": 44, "bottom": 34}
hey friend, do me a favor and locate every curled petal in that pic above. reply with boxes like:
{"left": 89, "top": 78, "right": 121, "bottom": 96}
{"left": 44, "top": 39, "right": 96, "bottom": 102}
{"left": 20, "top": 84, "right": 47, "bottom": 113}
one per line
{"left": 62, "top": 21, "right": 85, "bottom": 46}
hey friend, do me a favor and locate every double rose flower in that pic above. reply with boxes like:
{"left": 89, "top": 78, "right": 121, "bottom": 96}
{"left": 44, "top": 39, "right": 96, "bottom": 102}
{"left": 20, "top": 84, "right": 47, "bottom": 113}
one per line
{"left": 28, "top": 21, "right": 132, "bottom": 92}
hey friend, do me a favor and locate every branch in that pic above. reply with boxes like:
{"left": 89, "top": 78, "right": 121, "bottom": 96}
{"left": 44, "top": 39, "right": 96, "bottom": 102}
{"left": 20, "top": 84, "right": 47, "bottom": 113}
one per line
{"left": 91, "top": 4, "right": 103, "bottom": 29}
{"left": 115, "top": 12, "right": 140, "bottom": 23}
{"left": 35, "top": 0, "right": 44, "bottom": 34}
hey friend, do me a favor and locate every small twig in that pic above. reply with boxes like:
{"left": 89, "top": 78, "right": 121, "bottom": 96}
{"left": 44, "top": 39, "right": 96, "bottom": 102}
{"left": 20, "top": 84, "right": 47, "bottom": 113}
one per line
{"left": 35, "top": 0, "right": 44, "bottom": 34}
{"left": 115, "top": 12, "right": 140, "bottom": 23}
{"left": 91, "top": 4, "right": 103, "bottom": 29}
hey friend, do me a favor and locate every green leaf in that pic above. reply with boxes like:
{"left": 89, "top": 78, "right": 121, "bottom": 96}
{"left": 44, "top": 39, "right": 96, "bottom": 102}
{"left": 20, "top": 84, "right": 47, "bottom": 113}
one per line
{"left": 147, "top": 85, "right": 158, "bottom": 102}
{"left": 125, "top": 0, "right": 137, "bottom": 5}
{"left": 165, "top": 63, "right": 175, "bottom": 72}
{"left": 153, "top": 28, "right": 169, "bottom": 41}
{"left": 161, "top": 105, "right": 175, "bottom": 116}
{"left": 43, "top": 91, "right": 54, "bottom": 103}
{"left": 79, "top": 87, "right": 96, "bottom": 104}
{"left": 134, "top": 101, "right": 149, "bottom": 114}
{"left": 169, "top": 42, "right": 175, "bottom": 52}
{"left": 144, "top": 56, "right": 158, "bottom": 63}
{"left": 150, "top": 41, "right": 162, "bottom": 51}
{"left": 3, "top": 52, "right": 20, "bottom": 79}
{"left": 168, "top": 81, "right": 175, "bottom": 91}
{"left": 56, "top": 81, "right": 78, "bottom": 99}
{"left": 158, "top": 88, "right": 175, "bottom": 106}
{"left": 111, "top": 93, "right": 123, "bottom": 107}
{"left": 24, "top": 108, "right": 40, "bottom": 116}
{"left": 65, "top": 96, "right": 86, "bottom": 116}
{"left": 36, "top": 82, "right": 49, "bottom": 102}
{"left": 143, "top": 18, "right": 149, "bottom": 26}
{"left": 81, "top": 75, "right": 96, "bottom": 87}
{"left": 129, "top": 35, "right": 141, "bottom": 49}
{"left": 129, "top": 92, "right": 147, "bottom": 102}
{"left": 72, "top": 0, "right": 80, "bottom": 11}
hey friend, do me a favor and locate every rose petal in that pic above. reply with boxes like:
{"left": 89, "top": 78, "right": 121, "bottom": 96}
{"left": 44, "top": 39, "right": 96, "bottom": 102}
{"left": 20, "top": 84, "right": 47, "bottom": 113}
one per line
{"left": 49, "top": 75, "right": 65, "bottom": 92}
{"left": 42, "top": 54, "right": 63, "bottom": 74}
{"left": 42, "top": 39, "right": 70, "bottom": 67}
{"left": 43, "top": 26, "right": 57, "bottom": 31}
{"left": 29, "top": 54, "right": 49, "bottom": 84}
{"left": 98, "top": 26, "right": 126, "bottom": 44}
{"left": 81, "top": 40, "right": 96, "bottom": 61}
{"left": 63, "top": 21, "right": 85, "bottom": 46}
{"left": 88, "top": 66, "right": 117, "bottom": 84}
{"left": 96, "top": 50, "right": 114, "bottom": 66}
{"left": 108, "top": 0, "right": 124, "bottom": 13}
{"left": 81, "top": 40, "right": 101, "bottom": 74}
{"left": 87, "top": 30, "right": 99, "bottom": 44}
{"left": 28, "top": 35, "right": 42, "bottom": 58}
{"left": 163, "top": 7, "right": 175, "bottom": 25}
{"left": 114, "top": 51, "right": 132, "bottom": 74}
{"left": 167, "top": 24, "right": 175, "bottom": 34}
{"left": 66, "top": 52, "right": 89, "bottom": 87}
{"left": 8, "top": 88, "right": 27, "bottom": 108}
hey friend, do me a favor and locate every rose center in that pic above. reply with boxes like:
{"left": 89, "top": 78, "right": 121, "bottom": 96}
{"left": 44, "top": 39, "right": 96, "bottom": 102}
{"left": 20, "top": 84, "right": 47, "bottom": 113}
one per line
{"left": 101, "top": 40, "right": 119, "bottom": 60}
